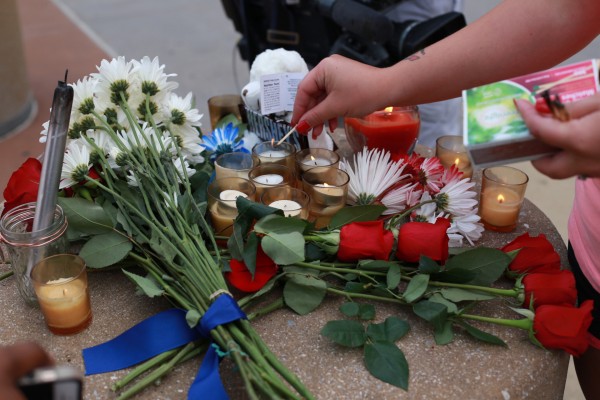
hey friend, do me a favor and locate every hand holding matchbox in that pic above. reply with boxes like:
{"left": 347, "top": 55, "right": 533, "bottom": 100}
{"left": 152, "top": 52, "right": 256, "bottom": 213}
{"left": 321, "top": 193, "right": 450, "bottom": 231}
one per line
{"left": 462, "top": 59, "right": 600, "bottom": 167}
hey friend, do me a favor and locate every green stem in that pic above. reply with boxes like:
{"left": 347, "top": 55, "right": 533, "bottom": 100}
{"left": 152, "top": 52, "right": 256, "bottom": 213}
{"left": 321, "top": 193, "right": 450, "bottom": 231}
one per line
{"left": 0, "top": 270, "right": 13, "bottom": 281}
{"left": 327, "top": 287, "right": 406, "bottom": 305}
{"left": 246, "top": 298, "right": 284, "bottom": 320}
{"left": 402, "top": 276, "right": 520, "bottom": 298}
{"left": 459, "top": 313, "right": 532, "bottom": 330}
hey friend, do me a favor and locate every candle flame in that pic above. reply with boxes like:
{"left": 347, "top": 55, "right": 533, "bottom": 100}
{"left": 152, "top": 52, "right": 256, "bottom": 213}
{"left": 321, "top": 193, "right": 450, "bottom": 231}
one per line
{"left": 310, "top": 155, "right": 318, "bottom": 166}
{"left": 384, "top": 106, "right": 394, "bottom": 113}
{"left": 322, "top": 182, "right": 331, "bottom": 187}
{"left": 454, "top": 158, "right": 460, "bottom": 166}
{"left": 497, "top": 194, "right": 505, "bottom": 204}
{"left": 63, "top": 288, "right": 68, "bottom": 296}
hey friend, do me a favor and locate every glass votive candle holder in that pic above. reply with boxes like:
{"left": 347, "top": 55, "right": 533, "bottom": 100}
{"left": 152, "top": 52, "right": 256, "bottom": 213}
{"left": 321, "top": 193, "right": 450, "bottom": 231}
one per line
{"left": 302, "top": 166, "right": 349, "bottom": 229}
{"left": 215, "top": 152, "right": 259, "bottom": 180}
{"left": 252, "top": 141, "right": 296, "bottom": 172}
{"left": 248, "top": 164, "right": 294, "bottom": 200}
{"left": 479, "top": 166, "right": 529, "bottom": 232}
{"left": 31, "top": 254, "right": 92, "bottom": 335}
{"left": 207, "top": 177, "right": 256, "bottom": 237}
{"left": 207, "top": 94, "right": 243, "bottom": 130}
{"left": 435, "top": 135, "right": 473, "bottom": 179}
{"left": 294, "top": 148, "right": 340, "bottom": 186}
{"left": 261, "top": 187, "right": 310, "bottom": 219}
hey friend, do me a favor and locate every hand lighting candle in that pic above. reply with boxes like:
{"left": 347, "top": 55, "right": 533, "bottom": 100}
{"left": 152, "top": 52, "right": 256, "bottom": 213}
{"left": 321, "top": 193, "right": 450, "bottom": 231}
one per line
{"left": 435, "top": 135, "right": 473, "bottom": 179}
{"left": 31, "top": 254, "right": 92, "bottom": 335}
{"left": 302, "top": 167, "right": 349, "bottom": 229}
{"left": 208, "top": 177, "right": 256, "bottom": 237}
{"left": 344, "top": 106, "right": 420, "bottom": 161}
{"left": 479, "top": 166, "right": 528, "bottom": 232}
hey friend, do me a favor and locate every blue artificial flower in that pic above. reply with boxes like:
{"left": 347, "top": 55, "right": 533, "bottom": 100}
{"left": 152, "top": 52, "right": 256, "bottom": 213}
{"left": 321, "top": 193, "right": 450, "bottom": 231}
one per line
{"left": 202, "top": 122, "right": 249, "bottom": 161}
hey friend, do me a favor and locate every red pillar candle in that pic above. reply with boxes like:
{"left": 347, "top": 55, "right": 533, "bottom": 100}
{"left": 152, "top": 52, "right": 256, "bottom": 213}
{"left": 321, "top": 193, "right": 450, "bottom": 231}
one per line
{"left": 344, "top": 106, "right": 420, "bottom": 160}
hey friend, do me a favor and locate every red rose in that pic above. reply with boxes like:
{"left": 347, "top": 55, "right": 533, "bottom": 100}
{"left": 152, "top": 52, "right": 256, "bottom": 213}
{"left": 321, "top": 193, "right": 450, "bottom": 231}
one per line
{"left": 501, "top": 233, "right": 561, "bottom": 274}
{"left": 2, "top": 158, "right": 42, "bottom": 217}
{"left": 225, "top": 246, "right": 278, "bottom": 293}
{"left": 533, "top": 300, "right": 593, "bottom": 356}
{"left": 337, "top": 220, "right": 394, "bottom": 262}
{"left": 522, "top": 270, "right": 577, "bottom": 308}
{"left": 396, "top": 218, "right": 451, "bottom": 263}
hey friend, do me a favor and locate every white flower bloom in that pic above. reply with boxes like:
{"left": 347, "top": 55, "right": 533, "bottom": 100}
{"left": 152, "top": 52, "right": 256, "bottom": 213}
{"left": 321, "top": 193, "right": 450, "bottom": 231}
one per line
{"left": 83, "top": 130, "right": 115, "bottom": 156}
{"left": 163, "top": 92, "right": 202, "bottom": 131}
{"left": 131, "top": 56, "right": 178, "bottom": 103}
{"left": 126, "top": 170, "right": 139, "bottom": 187}
{"left": 380, "top": 182, "right": 421, "bottom": 215}
{"left": 434, "top": 178, "right": 478, "bottom": 216}
{"left": 411, "top": 192, "right": 438, "bottom": 222}
{"left": 70, "top": 76, "right": 98, "bottom": 121}
{"left": 448, "top": 213, "right": 485, "bottom": 246}
{"left": 240, "top": 131, "right": 261, "bottom": 152}
{"left": 173, "top": 157, "right": 196, "bottom": 181}
{"left": 39, "top": 121, "right": 49, "bottom": 143}
{"left": 341, "top": 147, "right": 409, "bottom": 205}
{"left": 60, "top": 142, "right": 91, "bottom": 189}
{"left": 92, "top": 56, "right": 142, "bottom": 111}
{"left": 117, "top": 123, "right": 168, "bottom": 153}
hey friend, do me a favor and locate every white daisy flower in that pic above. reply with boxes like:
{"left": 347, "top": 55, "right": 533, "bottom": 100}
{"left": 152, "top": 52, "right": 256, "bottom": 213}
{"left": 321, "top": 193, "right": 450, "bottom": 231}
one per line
{"left": 380, "top": 182, "right": 422, "bottom": 216}
{"left": 448, "top": 213, "right": 484, "bottom": 246}
{"left": 341, "top": 147, "right": 410, "bottom": 205}
{"left": 60, "top": 143, "right": 91, "bottom": 189}
{"left": 131, "top": 56, "right": 178, "bottom": 103}
{"left": 163, "top": 92, "right": 203, "bottom": 134}
{"left": 70, "top": 76, "right": 98, "bottom": 121}
{"left": 92, "top": 56, "right": 142, "bottom": 110}
{"left": 126, "top": 170, "right": 139, "bottom": 187}
{"left": 411, "top": 192, "right": 438, "bottom": 222}
{"left": 173, "top": 157, "right": 196, "bottom": 182}
{"left": 434, "top": 178, "right": 478, "bottom": 216}
{"left": 418, "top": 157, "right": 445, "bottom": 194}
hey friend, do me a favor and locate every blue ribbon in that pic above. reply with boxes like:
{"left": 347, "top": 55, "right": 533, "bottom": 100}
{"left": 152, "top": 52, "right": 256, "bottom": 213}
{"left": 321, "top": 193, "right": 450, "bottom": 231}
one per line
{"left": 82, "top": 295, "right": 247, "bottom": 400}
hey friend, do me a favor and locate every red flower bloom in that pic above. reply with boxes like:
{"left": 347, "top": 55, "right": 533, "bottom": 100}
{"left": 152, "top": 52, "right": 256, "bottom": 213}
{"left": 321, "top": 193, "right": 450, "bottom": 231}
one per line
{"left": 501, "top": 233, "right": 561, "bottom": 274}
{"left": 337, "top": 220, "right": 394, "bottom": 262}
{"left": 225, "top": 246, "right": 278, "bottom": 293}
{"left": 533, "top": 300, "right": 594, "bottom": 356}
{"left": 2, "top": 158, "right": 42, "bottom": 217}
{"left": 522, "top": 270, "right": 577, "bottom": 308}
{"left": 396, "top": 218, "right": 451, "bottom": 263}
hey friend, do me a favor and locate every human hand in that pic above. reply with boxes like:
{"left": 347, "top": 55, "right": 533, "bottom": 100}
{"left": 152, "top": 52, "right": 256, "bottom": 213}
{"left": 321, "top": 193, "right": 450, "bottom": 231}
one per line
{"left": 0, "top": 342, "right": 54, "bottom": 400}
{"left": 515, "top": 95, "right": 600, "bottom": 179}
{"left": 291, "top": 55, "right": 389, "bottom": 138}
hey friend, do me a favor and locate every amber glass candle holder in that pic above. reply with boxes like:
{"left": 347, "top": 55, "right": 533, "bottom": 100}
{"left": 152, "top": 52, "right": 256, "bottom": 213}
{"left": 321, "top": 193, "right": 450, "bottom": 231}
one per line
{"left": 215, "top": 152, "right": 259, "bottom": 180}
{"left": 207, "top": 177, "right": 256, "bottom": 237}
{"left": 31, "top": 254, "right": 92, "bottom": 335}
{"left": 435, "top": 135, "right": 473, "bottom": 179}
{"left": 302, "top": 167, "right": 349, "bottom": 229}
{"left": 248, "top": 164, "right": 294, "bottom": 200}
{"left": 294, "top": 148, "right": 340, "bottom": 186}
{"left": 479, "top": 166, "right": 529, "bottom": 232}
{"left": 207, "top": 94, "right": 243, "bottom": 130}
{"left": 261, "top": 187, "right": 310, "bottom": 219}
{"left": 252, "top": 141, "right": 296, "bottom": 172}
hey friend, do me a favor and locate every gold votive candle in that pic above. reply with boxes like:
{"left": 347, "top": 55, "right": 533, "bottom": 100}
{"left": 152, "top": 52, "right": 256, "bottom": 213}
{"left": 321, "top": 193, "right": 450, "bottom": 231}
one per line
{"left": 435, "top": 135, "right": 473, "bottom": 179}
{"left": 252, "top": 141, "right": 296, "bottom": 172}
{"left": 294, "top": 148, "right": 340, "bottom": 187}
{"left": 207, "top": 94, "right": 243, "bottom": 130}
{"left": 479, "top": 166, "right": 528, "bottom": 232}
{"left": 261, "top": 187, "right": 310, "bottom": 219}
{"left": 31, "top": 254, "right": 92, "bottom": 335}
{"left": 248, "top": 164, "right": 293, "bottom": 200}
{"left": 215, "top": 152, "right": 259, "bottom": 180}
{"left": 208, "top": 177, "right": 256, "bottom": 237}
{"left": 302, "top": 166, "right": 349, "bottom": 229}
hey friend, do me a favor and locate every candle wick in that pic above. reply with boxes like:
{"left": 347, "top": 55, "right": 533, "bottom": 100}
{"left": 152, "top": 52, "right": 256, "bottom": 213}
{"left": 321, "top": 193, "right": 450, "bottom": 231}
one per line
{"left": 63, "top": 69, "right": 69, "bottom": 83}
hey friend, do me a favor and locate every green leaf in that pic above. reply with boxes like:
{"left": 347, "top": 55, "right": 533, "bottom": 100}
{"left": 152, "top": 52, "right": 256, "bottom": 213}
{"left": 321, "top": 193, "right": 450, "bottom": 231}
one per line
{"left": 345, "top": 282, "right": 367, "bottom": 293}
{"left": 340, "top": 302, "right": 360, "bottom": 317}
{"left": 358, "top": 260, "right": 397, "bottom": 272}
{"left": 364, "top": 342, "right": 409, "bottom": 390}
{"left": 227, "top": 222, "right": 246, "bottom": 261}
{"left": 459, "top": 321, "right": 507, "bottom": 346}
{"left": 358, "top": 304, "right": 376, "bottom": 320}
{"left": 254, "top": 213, "right": 307, "bottom": 235}
{"left": 122, "top": 270, "right": 164, "bottom": 297}
{"left": 58, "top": 197, "right": 113, "bottom": 234}
{"left": 149, "top": 232, "right": 177, "bottom": 264}
{"left": 321, "top": 320, "right": 366, "bottom": 347}
{"left": 79, "top": 232, "right": 133, "bottom": 268}
{"left": 431, "top": 267, "right": 477, "bottom": 284}
{"left": 445, "top": 247, "right": 511, "bottom": 286}
{"left": 215, "top": 113, "right": 242, "bottom": 129}
{"left": 386, "top": 264, "right": 401, "bottom": 289}
{"left": 366, "top": 317, "right": 410, "bottom": 342}
{"left": 440, "top": 288, "right": 496, "bottom": 302}
{"left": 418, "top": 256, "right": 441, "bottom": 274}
{"left": 242, "top": 232, "right": 259, "bottom": 277}
{"left": 428, "top": 293, "right": 458, "bottom": 314}
{"left": 189, "top": 170, "right": 210, "bottom": 204}
{"left": 403, "top": 274, "right": 429, "bottom": 303}
{"left": 261, "top": 231, "right": 305, "bottom": 265}
{"left": 283, "top": 274, "right": 327, "bottom": 315}
{"left": 328, "top": 205, "right": 387, "bottom": 230}
{"left": 413, "top": 300, "right": 448, "bottom": 331}
{"left": 186, "top": 310, "right": 201, "bottom": 328}
{"left": 434, "top": 320, "right": 454, "bottom": 345}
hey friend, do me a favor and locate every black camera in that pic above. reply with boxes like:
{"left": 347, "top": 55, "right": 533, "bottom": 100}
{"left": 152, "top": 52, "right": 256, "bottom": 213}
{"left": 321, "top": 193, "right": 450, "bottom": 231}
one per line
{"left": 18, "top": 365, "right": 83, "bottom": 400}
{"left": 221, "top": 0, "right": 466, "bottom": 68}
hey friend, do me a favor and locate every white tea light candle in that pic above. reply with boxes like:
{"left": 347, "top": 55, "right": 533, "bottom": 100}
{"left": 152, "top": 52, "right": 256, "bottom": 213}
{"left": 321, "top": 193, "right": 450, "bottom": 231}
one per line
{"left": 269, "top": 200, "right": 302, "bottom": 217}
{"left": 253, "top": 174, "right": 284, "bottom": 185}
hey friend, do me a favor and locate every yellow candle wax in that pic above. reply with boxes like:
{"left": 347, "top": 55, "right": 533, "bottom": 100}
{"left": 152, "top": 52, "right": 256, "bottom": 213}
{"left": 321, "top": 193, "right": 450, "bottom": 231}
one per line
{"left": 480, "top": 187, "right": 521, "bottom": 227}
{"left": 36, "top": 278, "right": 91, "bottom": 331}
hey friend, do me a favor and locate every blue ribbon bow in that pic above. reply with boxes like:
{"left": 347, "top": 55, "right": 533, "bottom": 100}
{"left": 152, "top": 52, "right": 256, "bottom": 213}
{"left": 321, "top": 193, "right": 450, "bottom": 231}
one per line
{"left": 83, "top": 295, "right": 247, "bottom": 400}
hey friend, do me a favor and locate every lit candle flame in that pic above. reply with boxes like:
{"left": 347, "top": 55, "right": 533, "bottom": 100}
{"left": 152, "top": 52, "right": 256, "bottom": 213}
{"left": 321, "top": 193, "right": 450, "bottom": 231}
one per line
{"left": 454, "top": 158, "right": 460, "bottom": 166}
{"left": 63, "top": 288, "right": 68, "bottom": 296}
{"left": 310, "top": 155, "right": 317, "bottom": 166}
{"left": 322, "top": 182, "right": 331, "bottom": 187}
{"left": 384, "top": 106, "right": 394, "bottom": 113}
{"left": 497, "top": 194, "right": 505, "bottom": 204}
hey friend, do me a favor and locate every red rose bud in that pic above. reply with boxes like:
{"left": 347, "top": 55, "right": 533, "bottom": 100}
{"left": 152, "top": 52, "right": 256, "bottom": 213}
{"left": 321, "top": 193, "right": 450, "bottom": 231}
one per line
{"left": 533, "top": 300, "right": 594, "bottom": 356}
{"left": 522, "top": 270, "right": 577, "bottom": 308}
{"left": 225, "top": 246, "right": 278, "bottom": 293}
{"left": 396, "top": 218, "right": 451, "bottom": 263}
{"left": 501, "top": 233, "right": 561, "bottom": 274}
{"left": 2, "top": 158, "right": 42, "bottom": 217}
{"left": 337, "top": 220, "right": 394, "bottom": 262}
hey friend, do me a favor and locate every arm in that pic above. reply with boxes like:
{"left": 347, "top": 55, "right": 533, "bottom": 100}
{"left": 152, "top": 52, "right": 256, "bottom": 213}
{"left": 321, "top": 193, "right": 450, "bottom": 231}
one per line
{"left": 292, "top": 0, "right": 600, "bottom": 135}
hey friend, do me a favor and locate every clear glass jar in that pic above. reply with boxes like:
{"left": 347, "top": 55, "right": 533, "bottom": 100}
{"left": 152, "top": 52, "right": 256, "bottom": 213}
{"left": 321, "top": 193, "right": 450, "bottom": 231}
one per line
{"left": 0, "top": 202, "right": 69, "bottom": 306}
